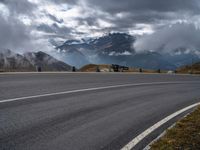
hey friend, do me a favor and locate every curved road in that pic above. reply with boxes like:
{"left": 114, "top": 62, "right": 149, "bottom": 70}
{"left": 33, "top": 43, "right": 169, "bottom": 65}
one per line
{"left": 0, "top": 73, "right": 200, "bottom": 150}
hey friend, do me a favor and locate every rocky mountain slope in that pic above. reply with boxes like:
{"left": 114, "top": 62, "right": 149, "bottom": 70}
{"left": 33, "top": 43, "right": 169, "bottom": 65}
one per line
{"left": 0, "top": 49, "right": 71, "bottom": 72}
{"left": 0, "top": 49, "right": 34, "bottom": 71}
{"left": 24, "top": 51, "right": 72, "bottom": 71}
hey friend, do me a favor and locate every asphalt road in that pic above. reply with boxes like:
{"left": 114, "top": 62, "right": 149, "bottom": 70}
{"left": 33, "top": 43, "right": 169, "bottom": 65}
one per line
{"left": 0, "top": 73, "right": 200, "bottom": 150}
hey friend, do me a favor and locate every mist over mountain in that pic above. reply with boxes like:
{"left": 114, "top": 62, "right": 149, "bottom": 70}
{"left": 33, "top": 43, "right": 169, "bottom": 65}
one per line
{"left": 0, "top": 49, "right": 34, "bottom": 71}
{"left": 1, "top": 32, "right": 199, "bottom": 71}
{"left": 55, "top": 33, "right": 135, "bottom": 68}
{"left": 24, "top": 51, "right": 72, "bottom": 71}
{"left": 0, "top": 49, "right": 71, "bottom": 71}
{"left": 53, "top": 33, "right": 200, "bottom": 70}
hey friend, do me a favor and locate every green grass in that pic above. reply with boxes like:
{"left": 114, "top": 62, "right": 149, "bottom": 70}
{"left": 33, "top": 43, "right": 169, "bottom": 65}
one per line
{"left": 150, "top": 106, "right": 200, "bottom": 150}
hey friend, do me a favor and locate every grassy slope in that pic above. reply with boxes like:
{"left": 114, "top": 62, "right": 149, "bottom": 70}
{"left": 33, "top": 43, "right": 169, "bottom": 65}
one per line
{"left": 79, "top": 64, "right": 111, "bottom": 72}
{"left": 177, "top": 62, "right": 200, "bottom": 74}
{"left": 80, "top": 64, "right": 167, "bottom": 73}
{"left": 150, "top": 106, "right": 200, "bottom": 150}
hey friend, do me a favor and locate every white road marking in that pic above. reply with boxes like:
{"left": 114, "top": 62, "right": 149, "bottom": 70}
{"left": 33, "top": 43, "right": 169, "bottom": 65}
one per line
{"left": 0, "top": 81, "right": 198, "bottom": 104}
{"left": 121, "top": 102, "right": 200, "bottom": 150}
{"left": 0, "top": 72, "right": 199, "bottom": 76}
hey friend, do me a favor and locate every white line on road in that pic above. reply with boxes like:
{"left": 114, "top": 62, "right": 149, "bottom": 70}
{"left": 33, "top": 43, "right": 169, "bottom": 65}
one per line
{"left": 121, "top": 102, "right": 200, "bottom": 150}
{"left": 0, "top": 72, "right": 199, "bottom": 76}
{"left": 0, "top": 81, "right": 198, "bottom": 104}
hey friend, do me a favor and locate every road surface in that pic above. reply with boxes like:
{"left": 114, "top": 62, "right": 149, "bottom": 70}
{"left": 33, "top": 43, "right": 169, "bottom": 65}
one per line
{"left": 0, "top": 73, "right": 200, "bottom": 150}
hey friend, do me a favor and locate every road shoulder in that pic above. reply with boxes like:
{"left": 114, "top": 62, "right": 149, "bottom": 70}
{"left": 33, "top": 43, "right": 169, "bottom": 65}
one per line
{"left": 150, "top": 106, "right": 200, "bottom": 150}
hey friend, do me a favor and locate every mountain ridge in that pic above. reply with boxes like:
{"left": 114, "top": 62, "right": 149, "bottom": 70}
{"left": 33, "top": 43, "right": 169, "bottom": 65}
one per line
{"left": 54, "top": 32, "right": 200, "bottom": 69}
{"left": 0, "top": 49, "right": 72, "bottom": 72}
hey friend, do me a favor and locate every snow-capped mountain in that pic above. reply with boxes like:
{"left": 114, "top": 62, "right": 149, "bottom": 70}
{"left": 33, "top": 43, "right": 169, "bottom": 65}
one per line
{"left": 55, "top": 33, "right": 135, "bottom": 68}
{"left": 53, "top": 33, "right": 200, "bottom": 70}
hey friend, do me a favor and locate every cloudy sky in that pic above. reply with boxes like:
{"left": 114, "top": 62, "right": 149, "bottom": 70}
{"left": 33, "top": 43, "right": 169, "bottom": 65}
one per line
{"left": 0, "top": 0, "right": 200, "bottom": 54}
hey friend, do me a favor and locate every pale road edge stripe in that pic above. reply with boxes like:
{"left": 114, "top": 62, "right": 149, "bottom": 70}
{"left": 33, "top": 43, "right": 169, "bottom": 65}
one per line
{"left": 121, "top": 102, "right": 200, "bottom": 150}
{"left": 0, "top": 81, "right": 198, "bottom": 104}
{"left": 0, "top": 72, "right": 199, "bottom": 76}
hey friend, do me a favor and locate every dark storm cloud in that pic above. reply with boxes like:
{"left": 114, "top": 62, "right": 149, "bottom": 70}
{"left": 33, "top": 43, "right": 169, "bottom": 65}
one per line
{"left": 81, "top": 0, "right": 200, "bottom": 33}
{"left": 47, "top": 14, "right": 64, "bottom": 24}
{"left": 51, "top": 0, "right": 199, "bottom": 39}
{"left": 50, "top": 0, "right": 77, "bottom": 5}
{"left": 1, "top": 0, "right": 200, "bottom": 54}
{"left": 0, "top": 14, "right": 31, "bottom": 50}
{"left": 37, "top": 23, "right": 74, "bottom": 38}
{"left": 86, "top": 0, "right": 200, "bottom": 14}
{"left": 0, "top": 0, "right": 38, "bottom": 52}
{"left": 49, "top": 0, "right": 200, "bottom": 15}
{"left": 37, "top": 24, "right": 55, "bottom": 33}
{"left": 76, "top": 17, "right": 99, "bottom": 27}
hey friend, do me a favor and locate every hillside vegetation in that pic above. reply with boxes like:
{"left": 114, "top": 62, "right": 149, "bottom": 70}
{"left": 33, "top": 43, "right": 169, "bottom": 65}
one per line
{"left": 177, "top": 62, "right": 200, "bottom": 74}
{"left": 151, "top": 106, "right": 200, "bottom": 150}
{"left": 80, "top": 64, "right": 167, "bottom": 73}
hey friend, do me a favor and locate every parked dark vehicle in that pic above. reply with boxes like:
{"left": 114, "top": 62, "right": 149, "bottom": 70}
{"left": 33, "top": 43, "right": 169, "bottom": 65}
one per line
{"left": 37, "top": 66, "right": 42, "bottom": 72}
{"left": 111, "top": 64, "right": 129, "bottom": 72}
{"left": 72, "top": 66, "right": 76, "bottom": 72}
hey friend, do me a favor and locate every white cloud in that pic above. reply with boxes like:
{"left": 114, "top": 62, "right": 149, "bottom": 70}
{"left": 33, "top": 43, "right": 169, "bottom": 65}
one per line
{"left": 134, "top": 23, "right": 200, "bottom": 54}
{"left": 0, "top": 3, "right": 10, "bottom": 18}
